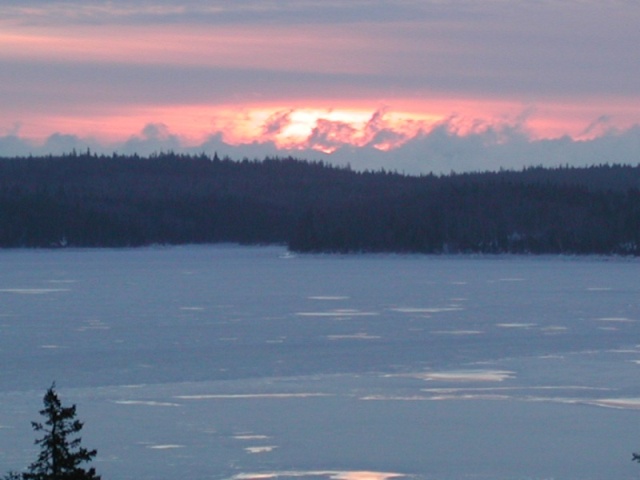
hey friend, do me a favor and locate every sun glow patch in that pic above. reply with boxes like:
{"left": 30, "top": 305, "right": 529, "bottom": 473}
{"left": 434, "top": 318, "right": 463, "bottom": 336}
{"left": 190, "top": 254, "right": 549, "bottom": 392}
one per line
{"left": 208, "top": 105, "right": 436, "bottom": 154}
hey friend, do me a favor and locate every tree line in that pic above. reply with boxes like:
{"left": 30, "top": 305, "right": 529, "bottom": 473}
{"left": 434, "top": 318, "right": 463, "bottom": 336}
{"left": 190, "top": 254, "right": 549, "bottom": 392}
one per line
{"left": 0, "top": 151, "right": 639, "bottom": 255}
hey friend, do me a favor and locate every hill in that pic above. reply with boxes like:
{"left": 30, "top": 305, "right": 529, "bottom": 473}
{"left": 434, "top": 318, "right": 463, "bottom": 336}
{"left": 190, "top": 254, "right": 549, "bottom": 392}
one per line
{"left": 0, "top": 152, "right": 639, "bottom": 254}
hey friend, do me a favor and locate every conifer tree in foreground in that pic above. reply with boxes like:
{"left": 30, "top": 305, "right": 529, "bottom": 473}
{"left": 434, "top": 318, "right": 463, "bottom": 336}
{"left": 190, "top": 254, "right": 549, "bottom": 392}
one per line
{"left": 3, "top": 384, "right": 100, "bottom": 480}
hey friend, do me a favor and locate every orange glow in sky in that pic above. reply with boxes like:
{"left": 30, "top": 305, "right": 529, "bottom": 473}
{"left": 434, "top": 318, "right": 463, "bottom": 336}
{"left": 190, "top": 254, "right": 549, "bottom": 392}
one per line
{"left": 9, "top": 98, "right": 637, "bottom": 156}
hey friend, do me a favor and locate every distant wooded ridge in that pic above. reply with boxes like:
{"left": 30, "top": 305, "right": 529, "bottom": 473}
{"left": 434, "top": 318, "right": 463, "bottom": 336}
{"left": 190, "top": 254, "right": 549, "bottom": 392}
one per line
{"left": 0, "top": 152, "right": 639, "bottom": 255}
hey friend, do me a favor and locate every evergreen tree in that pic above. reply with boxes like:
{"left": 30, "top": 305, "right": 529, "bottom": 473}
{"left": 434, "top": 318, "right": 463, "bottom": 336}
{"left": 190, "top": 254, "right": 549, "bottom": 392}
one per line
{"left": 2, "top": 472, "right": 23, "bottom": 480}
{"left": 8, "top": 383, "right": 101, "bottom": 480}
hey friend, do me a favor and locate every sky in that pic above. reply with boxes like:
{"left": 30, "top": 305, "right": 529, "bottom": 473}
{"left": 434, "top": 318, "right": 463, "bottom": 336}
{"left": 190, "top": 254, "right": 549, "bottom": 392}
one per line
{"left": 1, "top": 0, "right": 639, "bottom": 174}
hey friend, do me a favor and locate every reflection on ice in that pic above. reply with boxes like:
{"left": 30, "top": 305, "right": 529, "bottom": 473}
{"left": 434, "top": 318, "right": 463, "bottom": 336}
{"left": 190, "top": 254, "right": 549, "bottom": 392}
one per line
{"left": 175, "top": 393, "right": 331, "bottom": 400}
{"left": 231, "top": 471, "right": 406, "bottom": 480}
{"left": 327, "top": 333, "right": 380, "bottom": 340}
{"left": 360, "top": 395, "right": 433, "bottom": 401}
{"left": 540, "top": 326, "right": 568, "bottom": 332}
{"left": 496, "top": 323, "right": 536, "bottom": 328}
{"left": 421, "top": 386, "right": 608, "bottom": 394}
{"left": 408, "top": 370, "right": 515, "bottom": 382}
{"left": 427, "top": 393, "right": 512, "bottom": 401}
{"left": 77, "top": 319, "right": 110, "bottom": 331}
{"left": 586, "top": 398, "right": 640, "bottom": 409}
{"left": 330, "top": 472, "right": 406, "bottom": 480}
{"left": 596, "top": 317, "right": 635, "bottom": 323}
{"left": 0, "top": 288, "right": 70, "bottom": 294}
{"left": 245, "top": 446, "right": 278, "bottom": 454}
{"left": 308, "top": 296, "right": 350, "bottom": 301}
{"left": 432, "top": 330, "right": 483, "bottom": 335}
{"left": 361, "top": 384, "right": 638, "bottom": 410}
{"left": 296, "top": 310, "right": 378, "bottom": 317}
{"left": 114, "top": 400, "right": 181, "bottom": 407}
{"left": 390, "top": 307, "right": 463, "bottom": 314}
{"left": 362, "top": 383, "right": 626, "bottom": 407}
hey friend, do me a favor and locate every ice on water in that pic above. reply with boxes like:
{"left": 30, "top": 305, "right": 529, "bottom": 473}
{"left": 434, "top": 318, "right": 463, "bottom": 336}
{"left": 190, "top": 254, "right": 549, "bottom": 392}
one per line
{"left": 1, "top": 246, "right": 640, "bottom": 480}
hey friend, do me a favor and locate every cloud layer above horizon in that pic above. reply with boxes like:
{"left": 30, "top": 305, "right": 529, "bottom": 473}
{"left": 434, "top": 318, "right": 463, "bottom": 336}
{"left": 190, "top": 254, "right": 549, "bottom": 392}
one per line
{"left": 1, "top": 0, "right": 639, "bottom": 173}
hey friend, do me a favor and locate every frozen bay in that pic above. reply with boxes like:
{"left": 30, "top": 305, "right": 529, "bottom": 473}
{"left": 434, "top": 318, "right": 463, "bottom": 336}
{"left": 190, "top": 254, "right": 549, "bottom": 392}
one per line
{"left": 0, "top": 246, "right": 639, "bottom": 479}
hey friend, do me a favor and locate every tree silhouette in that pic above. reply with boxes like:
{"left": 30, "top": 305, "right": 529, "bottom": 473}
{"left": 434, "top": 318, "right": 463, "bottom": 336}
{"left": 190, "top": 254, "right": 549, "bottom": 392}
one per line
{"left": 4, "top": 383, "right": 101, "bottom": 480}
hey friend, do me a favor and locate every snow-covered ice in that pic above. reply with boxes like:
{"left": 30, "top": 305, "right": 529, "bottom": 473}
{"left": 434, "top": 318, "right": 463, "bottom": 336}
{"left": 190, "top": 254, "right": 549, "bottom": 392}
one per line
{"left": 0, "top": 246, "right": 639, "bottom": 480}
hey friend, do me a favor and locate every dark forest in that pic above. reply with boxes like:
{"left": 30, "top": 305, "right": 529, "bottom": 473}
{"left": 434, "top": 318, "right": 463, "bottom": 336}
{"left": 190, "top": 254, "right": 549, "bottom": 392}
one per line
{"left": 0, "top": 152, "right": 639, "bottom": 255}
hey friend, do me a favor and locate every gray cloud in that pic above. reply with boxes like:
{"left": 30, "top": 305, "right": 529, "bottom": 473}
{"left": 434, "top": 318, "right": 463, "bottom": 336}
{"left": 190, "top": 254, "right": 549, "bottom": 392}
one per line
{"left": 3, "top": 122, "right": 639, "bottom": 176}
{"left": 3, "top": 1, "right": 639, "bottom": 98}
{"left": 262, "top": 110, "right": 294, "bottom": 137}
{"left": 307, "top": 119, "right": 358, "bottom": 152}
{"left": 376, "top": 122, "right": 640, "bottom": 174}
{"left": 0, "top": 60, "right": 395, "bottom": 111}
{"left": 119, "top": 123, "right": 182, "bottom": 155}
{"left": 0, "top": 1, "right": 426, "bottom": 27}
